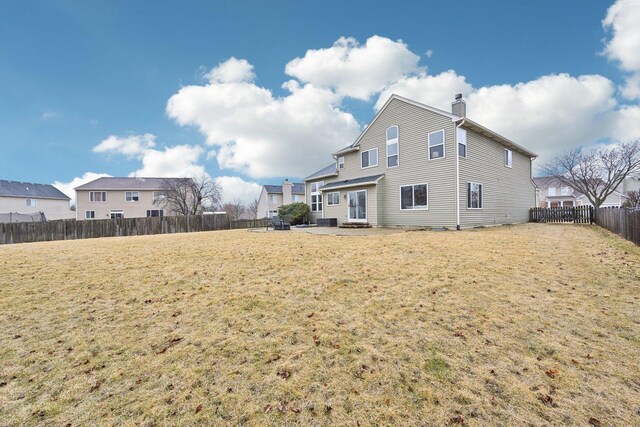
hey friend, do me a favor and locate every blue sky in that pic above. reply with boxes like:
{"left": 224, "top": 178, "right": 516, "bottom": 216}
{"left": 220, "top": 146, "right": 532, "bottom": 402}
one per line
{"left": 1, "top": 0, "right": 639, "bottom": 202}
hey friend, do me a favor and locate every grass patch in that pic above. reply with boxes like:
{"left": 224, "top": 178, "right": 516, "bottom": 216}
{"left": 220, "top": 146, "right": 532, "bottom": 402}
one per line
{"left": 0, "top": 223, "right": 639, "bottom": 426}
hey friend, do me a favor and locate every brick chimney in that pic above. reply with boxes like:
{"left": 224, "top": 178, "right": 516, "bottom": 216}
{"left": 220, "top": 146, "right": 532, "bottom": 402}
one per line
{"left": 282, "top": 179, "right": 293, "bottom": 205}
{"left": 452, "top": 93, "right": 466, "bottom": 117}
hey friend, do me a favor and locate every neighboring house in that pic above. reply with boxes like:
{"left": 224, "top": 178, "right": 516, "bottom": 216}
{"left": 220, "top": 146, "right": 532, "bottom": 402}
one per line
{"left": 0, "top": 179, "right": 73, "bottom": 221}
{"left": 304, "top": 94, "right": 538, "bottom": 229}
{"left": 75, "top": 177, "right": 187, "bottom": 220}
{"left": 256, "top": 179, "right": 305, "bottom": 218}
{"left": 533, "top": 176, "right": 626, "bottom": 208}
{"left": 623, "top": 175, "right": 640, "bottom": 195}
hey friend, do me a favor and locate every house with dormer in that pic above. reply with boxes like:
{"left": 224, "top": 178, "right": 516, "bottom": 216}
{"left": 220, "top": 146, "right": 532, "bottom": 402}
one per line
{"left": 304, "top": 94, "right": 538, "bottom": 229}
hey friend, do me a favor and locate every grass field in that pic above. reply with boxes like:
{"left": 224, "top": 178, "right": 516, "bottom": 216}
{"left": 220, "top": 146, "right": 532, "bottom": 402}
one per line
{"left": 1, "top": 224, "right": 639, "bottom": 426}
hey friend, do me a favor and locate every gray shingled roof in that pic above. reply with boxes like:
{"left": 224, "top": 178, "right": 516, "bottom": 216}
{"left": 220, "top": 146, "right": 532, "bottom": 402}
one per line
{"left": 75, "top": 177, "right": 189, "bottom": 191}
{"left": 319, "top": 174, "right": 384, "bottom": 191}
{"left": 0, "top": 180, "right": 70, "bottom": 200}
{"left": 304, "top": 164, "right": 337, "bottom": 181}
{"left": 263, "top": 183, "right": 305, "bottom": 195}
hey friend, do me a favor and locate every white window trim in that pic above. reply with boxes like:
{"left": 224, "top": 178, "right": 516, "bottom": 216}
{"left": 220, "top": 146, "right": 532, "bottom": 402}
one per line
{"left": 310, "top": 181, "right": 324, "bottom": 212}
{"left": 457, "top": 128, "right": 467, "bottom": 158}
{"left": 386, "top": 125, "right": 399, "bottom": 168}
{"left": 346, "top": 189, "right": 367, "bottom": 223}
{"left": 269, "top": 194, "right": 278, "bottom": 204}
{"left": 428, "top": 129, "right": 446, "bottom": 160}
{"left": 90, "top": 191, "right": 107, "bottom": 202}
{"left": 85, "top": 210, "right": 95, "bottom": 219}
{"left": 467, "top": 182, "right": 483, "bottom": 210}
{"left": 25, "top": 198, "right": 37, "bottom": 207}
{"left": 326, "top": 191, "right": 340, "bottom": 206}
{"left": 399, "top": 183, "right": 429, "bottom": 211}
{"left": 110, "top": 209, "right": 124, "bottom": 218}
{"left": 504, "top": 148, "right": 513, "bottom": 168}
{"left": 146, "top": 209, "right": 164, "bottom": 217}
{"left": 338, "top": 156, "right": 345, "bottom": 169}
{"left": 361, "top": 147, "right": 379, "bottom": 169}
{"left": 125, "top": 191, "right": 140, "bottom": 202}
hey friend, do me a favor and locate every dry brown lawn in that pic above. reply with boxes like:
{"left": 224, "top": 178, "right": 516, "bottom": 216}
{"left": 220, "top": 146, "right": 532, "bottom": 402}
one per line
{"left": 0, "top": 223, "right": 639, "bottom": 426}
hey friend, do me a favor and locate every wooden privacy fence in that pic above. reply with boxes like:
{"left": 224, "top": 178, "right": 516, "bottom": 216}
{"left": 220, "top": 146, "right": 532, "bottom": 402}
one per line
{"left": 230, "top": 218, "right": 271, "bottom": 229}
{"left": 529, "top": 206, "right": 594, "bottom": 224}
{"left": 0, "top": 214, "right": 230, "bottom": 245}
{"left": 595, "top": 207, "right": 640, "bottom": 246}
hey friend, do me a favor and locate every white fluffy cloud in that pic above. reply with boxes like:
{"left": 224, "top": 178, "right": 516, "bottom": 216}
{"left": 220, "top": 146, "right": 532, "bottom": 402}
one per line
{"left": 166, "top": 61, "right": 361, "bottom": 178}
{"left": 285, "top": 36, "right": 422, "bottom": 101}
{"left": 129, "top": 144, "right": 205, "bottom": 178}
{"left": 375, "top": 70, "right": 473, "bottom": 111}
{"left": 92, "top": 134, "right": 206, "bottom": 178}
{"left": 93, "top": 133, "right": 157, "bottom": 158}
{"left": 205, "top": 57, "right": 256, "bottom": 83}
{"left": 602, "top": 0, "right": 640, "bottom": 99}
{"left": 52, "top": 172, "right": 112, "bottom": 205}
{"left": 216, "top": 175, "right": 262, "bottom": 204}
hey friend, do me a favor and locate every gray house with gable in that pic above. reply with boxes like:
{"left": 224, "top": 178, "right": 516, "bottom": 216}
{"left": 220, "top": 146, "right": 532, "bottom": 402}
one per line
{"left": 304, "top": 94, "right": 538, "bottom": 229}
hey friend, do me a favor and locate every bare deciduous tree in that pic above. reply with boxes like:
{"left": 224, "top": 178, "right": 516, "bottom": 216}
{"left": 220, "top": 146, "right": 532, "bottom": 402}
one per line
{"left": 540, "top": 139, "right": 640, "bottom": 208}
{"left": 623, "top": 190, "right": 640, "bottom": 208}
{"left": 247, "top": 198, "right": 259, "bottom": 219}
{"left": 158, "top": 175, "right": 222, "bottom": 215}
{"left": 222, "top": 199, "right": 246, "bottom": 221}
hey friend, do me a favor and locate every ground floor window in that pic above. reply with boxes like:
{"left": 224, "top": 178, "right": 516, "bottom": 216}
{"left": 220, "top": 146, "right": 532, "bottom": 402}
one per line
{"left": 467, "top": 182, "right": 483, "bottom": 209}
{"left": 110, "top": 210, "right": 124, "bottom": 219}
{"left": 400, "top": 184, "right": 428, "bottom": 210}
{"left": 146, "top": 209, "right": 163, "bottom": 217}
{"left": 311, "top": 194, "right": 323, "bottom": 212}
{"left": 85, "top": 210, "right": 95, "bottom": 219}
{"left": 326, "top": 192, "right": 340, "bottom": 205}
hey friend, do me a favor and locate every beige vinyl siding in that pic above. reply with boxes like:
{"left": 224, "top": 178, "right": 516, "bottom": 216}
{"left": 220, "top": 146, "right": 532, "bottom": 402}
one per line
{"left": 76, "top": 189, "right": 164, "bottom": 220}
{"left": 333, "top": 98, "right": 457, "bottom": 228}
{"left": 324, "top": 185, "right": 378, "bottom": 225}
{"left": 0, "top": 196, "right": 73, "bottom": 220}
{"left": 458, "top": 128, "right": 535, "bottom": 228}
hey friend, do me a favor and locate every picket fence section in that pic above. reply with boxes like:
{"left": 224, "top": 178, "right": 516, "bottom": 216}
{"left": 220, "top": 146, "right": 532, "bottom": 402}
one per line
{"left": 0, "top": 214, "right": 230, "bottom": 245}
{"left": 529, "top": 206, "right": 594, "bottom": 224}
{"left": 595, "top": 207, "right": 640, "bottom": 246}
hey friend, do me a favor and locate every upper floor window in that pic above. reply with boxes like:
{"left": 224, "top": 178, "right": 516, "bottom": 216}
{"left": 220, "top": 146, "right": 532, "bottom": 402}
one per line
{"left": 361, "top": 148, "right": 378, "bottom": 168}
{"left": 467, "top": 182, "right": 483, "bottom": 209}
{"left": 310, "top": 181, "right": 323, "bottom": 212}
{"left": 269, "top": 194, "right": 278, "bottom": 203}
{"left": 90, "top": 191, "right": 107, "bottom": 202}
{"left": 428, "top": 129, "right": 445, "bottom": 160}
{"left": 400, "top": 184, "right": 428, "bottom": 210}
{"left": 457, "top": 128, "right": 467, "bottom": 158}
{"left": 25, "top": 198, "right": 37, "bottom": 207}
{"left": 292, "top": 194, "right": 301, "bottom": 202}
{"left": 547, "top": 187, "right": 557, "bottom": 196}
{"left": 125, "top": 191, "right": 140, "bottom": 202}
{"left": 504, "top": 149, "right": 513, "bottom": 168}
{"left": 386, "top": 126, "right": 399, "bottom": 168}
{"left": 338, "top": 157, "right": 345, "bottom": 169}
{"left": 561, "top": 186, "right": 572, "bottom": 195}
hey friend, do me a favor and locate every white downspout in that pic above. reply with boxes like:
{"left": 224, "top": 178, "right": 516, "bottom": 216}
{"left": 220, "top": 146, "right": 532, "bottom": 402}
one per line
{"left": 455, "top": 120, "right": 464, "bottom": 230}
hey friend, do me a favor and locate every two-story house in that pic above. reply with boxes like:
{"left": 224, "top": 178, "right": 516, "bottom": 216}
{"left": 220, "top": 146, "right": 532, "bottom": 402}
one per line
{"left": 0, "top": 179, "right": 73, "bottom": 221}
{"left": 256, "top": 179, "right": 305, "bottom": 218}
{"left": 75, "top": 177, "right": 186, "bottom": 220}
{"left": 304, "top": 94, "right": 538, "bottom": 229}
{"left": 533, "top": 176, "right": 626, "bottom": 208}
